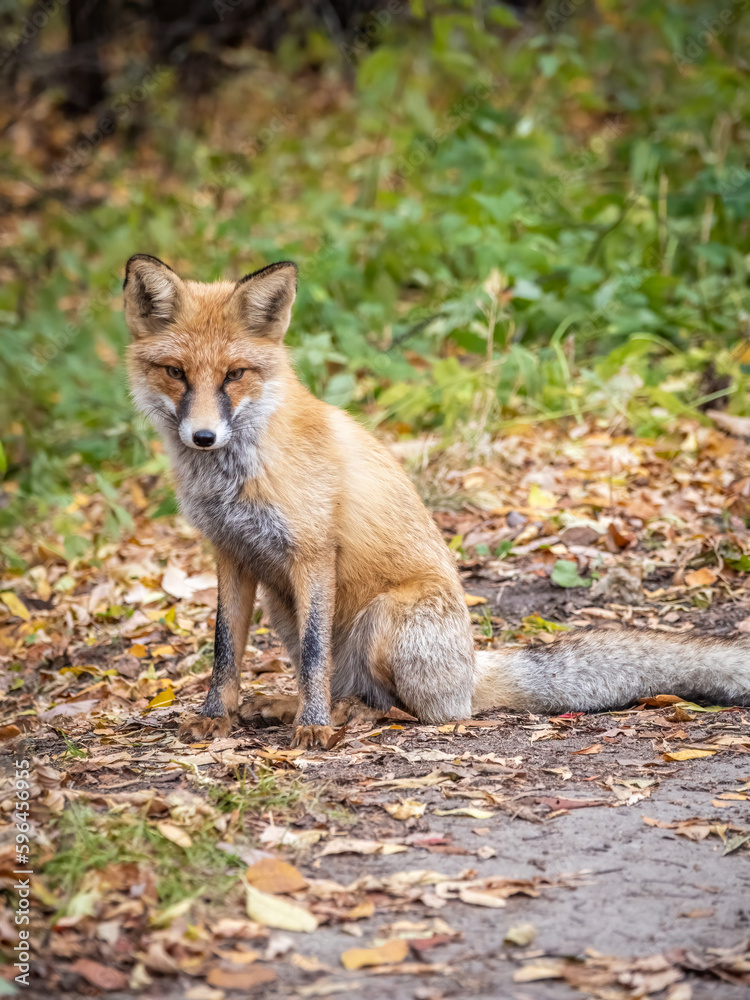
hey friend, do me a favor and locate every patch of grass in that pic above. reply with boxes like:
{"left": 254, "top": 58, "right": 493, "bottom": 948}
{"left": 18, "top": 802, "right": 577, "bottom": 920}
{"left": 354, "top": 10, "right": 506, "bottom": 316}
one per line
{"left": 54, "top": 732, "right": 88, "bottom": 761}
{"left": 43, "top": 803, "right": 244, "bottom": 911}
{"left": 209, "top": 763, "right": 302, "bottom": 821}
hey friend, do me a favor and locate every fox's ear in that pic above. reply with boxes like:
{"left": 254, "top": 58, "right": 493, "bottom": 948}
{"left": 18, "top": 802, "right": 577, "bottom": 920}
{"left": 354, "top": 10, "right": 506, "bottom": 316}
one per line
{"left": 123, "top": 254, "right": 184, "bottom": 338}
{"left": 232, "top": 261, "right": 297, "bottom": 341}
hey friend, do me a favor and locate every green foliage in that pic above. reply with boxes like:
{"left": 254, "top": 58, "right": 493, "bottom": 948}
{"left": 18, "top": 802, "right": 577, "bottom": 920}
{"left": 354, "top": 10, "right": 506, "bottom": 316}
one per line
{"left": 551, "top": 558, "right": 592, "bottom": 589}
{"left": 3, "top": 1, "right": 750, "bottom": 539}
{"left": 44, "top": 803, "right": 243, "bottom": 910}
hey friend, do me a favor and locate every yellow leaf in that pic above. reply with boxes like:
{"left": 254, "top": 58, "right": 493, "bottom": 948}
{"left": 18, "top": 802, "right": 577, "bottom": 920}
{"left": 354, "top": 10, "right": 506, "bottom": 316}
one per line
{"left": 150, "top": 897, "right": 195, "bottom": 928}
{"left": 151, "top": 644, "right": 176, "bottom": 657}
{"left": 128, "top": 644, "right": 147, "bottom": 658}
{"left": 504, "top": 922, "right": 537, "bottom": 947}
{"left": 147, "top": 688, "right": 175, "bottom": 710}
{"left": 0, "top": 592, "right": 30, "bottom": 621}
{"left": 156, "top": 821, "right": 192, "bottom": 849}
{"left": 513, "top": 962, "right": 565, "bottom": 983}
{"left": 464, "top": 593, "right": 488, "bottom": 607}
{"left": 383, "top": 799, "right": 426, "bottom": 820}
{"left": 528, "top": 483, "right": 557, "bottom": 509}
{"left": 244, "top": 880, "right": 318, "bottom": 932}
{"left": 684, "top": 567, "right": 718, "bottom": 588}
{"left": 434, "top": 807, "right": 495, "bottom": 819}
{"left": 341, "top": 939, "right": 409, "bottom": 971}
{"left": 663, "top": 749, "right": 716, "bottom": 761}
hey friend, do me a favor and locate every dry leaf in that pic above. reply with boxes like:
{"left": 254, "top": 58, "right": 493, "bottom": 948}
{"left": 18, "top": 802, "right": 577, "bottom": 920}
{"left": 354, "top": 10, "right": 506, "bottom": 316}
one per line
{"left": 206, "top": 967, "right": 276, "bottom": 989}
{"left": 156, "top": 821, "right": 192, "bottom": 849}
{"left": 383, "top": 799, "right": 426, "bottom": 820}
{"left": 528, "top": 483, "right": 557, "bottom": 509}
{"left": 663, "top": 749, "right": 716, "bottom": 761}
{"left": 0, "top": 592, "right": 30, "bottom": 621}
{"left": 434, "top": 807, "right": 495, "bottom": 819}
{"left": 71, "top": 959, "right": 128, "bottom": 991}
{"left": 245, "top": 858, "right": 308, "bottom": 895}
{"left": 244, "top": 880, "right": 318, "bottom": 932}
{"left": 147, "top": 688, "right": 175, "bottom": 710}
{"left": 341, "top": 939, "right": 409, "bottom": 970}
{"left": 464, "top": 593, "right": 488, "bottom": 606}
{"left": 318, "top": 838, "right": 408, "bottom": 857}
{"left": 570, "top": 743, "right": 603, "bottom": 755}
{"left": 504, "top": 922, "right": 537, "bottom": 947}
{"left": 684, "top": 567, "right": 718, "bottom": 588}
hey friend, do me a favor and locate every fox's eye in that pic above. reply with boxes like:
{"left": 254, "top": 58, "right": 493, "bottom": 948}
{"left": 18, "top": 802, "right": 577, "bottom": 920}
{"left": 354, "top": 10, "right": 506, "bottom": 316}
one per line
{"left": 165, "top": 366, "right": 184, "bottom": 380}
{"left": 225, "top": 369, "right": 245, "bottom": 382}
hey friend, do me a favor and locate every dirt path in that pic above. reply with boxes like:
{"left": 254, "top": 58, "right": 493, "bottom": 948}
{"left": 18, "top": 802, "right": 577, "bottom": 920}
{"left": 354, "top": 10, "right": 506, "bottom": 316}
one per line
{"left": 10, "top": 578, "right": 750, "bottom": 999}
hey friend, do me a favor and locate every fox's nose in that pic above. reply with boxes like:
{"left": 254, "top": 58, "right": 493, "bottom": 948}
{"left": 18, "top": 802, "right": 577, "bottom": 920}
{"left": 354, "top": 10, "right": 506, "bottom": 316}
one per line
{"left": 192, "top": 429, "right": 216, "bottom": 448}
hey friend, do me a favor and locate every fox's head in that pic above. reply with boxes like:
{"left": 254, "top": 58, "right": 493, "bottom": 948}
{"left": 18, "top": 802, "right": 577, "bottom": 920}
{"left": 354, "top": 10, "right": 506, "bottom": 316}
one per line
{"left": 124, "top": 255, "right": 297, "bottom": 451}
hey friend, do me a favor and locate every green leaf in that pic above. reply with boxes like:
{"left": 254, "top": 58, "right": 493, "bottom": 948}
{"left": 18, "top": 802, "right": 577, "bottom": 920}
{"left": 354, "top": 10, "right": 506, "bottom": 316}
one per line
{"left": 551, "top": 560, "right": 591, "bottom": 589}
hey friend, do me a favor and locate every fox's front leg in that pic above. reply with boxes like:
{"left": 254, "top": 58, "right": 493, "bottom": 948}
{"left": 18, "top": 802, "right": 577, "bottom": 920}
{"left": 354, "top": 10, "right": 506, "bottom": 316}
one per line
{"left": 178, "top": 552, "right": 256, "bottom": 743}
{"left": 290, "top": 560, "right": 335, "bottom": 749}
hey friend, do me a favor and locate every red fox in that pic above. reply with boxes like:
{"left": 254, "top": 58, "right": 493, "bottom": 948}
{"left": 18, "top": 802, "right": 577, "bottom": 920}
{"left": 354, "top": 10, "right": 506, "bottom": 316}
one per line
{"left": 124, "top": 255, "right": 750, "bottom": 747}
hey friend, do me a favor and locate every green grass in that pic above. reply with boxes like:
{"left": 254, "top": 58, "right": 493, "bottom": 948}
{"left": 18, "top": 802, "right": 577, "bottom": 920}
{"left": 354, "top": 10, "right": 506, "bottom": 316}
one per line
{"left": 209, "top": 764, "right": 303, "bottom": 821}
{"left": 43, "top": 765, "right": 303, "bottom": 915}
{"left": 43, "top": 803, "right": 245, "bottom": 911}
{"left": 3, "top": 1, "right": 750, "bottom": 554}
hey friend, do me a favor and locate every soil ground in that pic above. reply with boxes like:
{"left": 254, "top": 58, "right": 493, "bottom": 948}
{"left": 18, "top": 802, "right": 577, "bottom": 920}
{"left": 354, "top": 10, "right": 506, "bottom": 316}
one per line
{"left": 11, "top": 575, "right": 750, "bottom": 1000}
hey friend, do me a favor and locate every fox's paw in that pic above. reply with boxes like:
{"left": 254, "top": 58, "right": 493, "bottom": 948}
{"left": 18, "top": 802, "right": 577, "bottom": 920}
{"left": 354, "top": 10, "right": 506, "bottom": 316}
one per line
{"left": 291, "top": 724, "right": 336, "bottom": 750}
{"left": 178, "top": 711, "right": 232, "bottom": 743}
{"left": 238, "top": 695, "right": 298, "bottom": 727}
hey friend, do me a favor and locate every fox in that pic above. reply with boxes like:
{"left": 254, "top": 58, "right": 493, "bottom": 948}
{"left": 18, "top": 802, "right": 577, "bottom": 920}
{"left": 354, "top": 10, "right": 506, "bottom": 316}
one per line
{"left": 124, "top": 254, "right": 750, "bottom": 748}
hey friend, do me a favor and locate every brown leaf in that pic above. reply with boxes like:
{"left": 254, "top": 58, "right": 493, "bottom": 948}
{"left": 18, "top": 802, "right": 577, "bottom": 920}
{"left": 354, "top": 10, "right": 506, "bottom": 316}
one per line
{"left": 245, "top": 858, "right": 308, "bottom": 895}
{"left": 559, "top": 525, "right": 601, "bottom": 547}
{"left": 341, "top": 939, "right": 409, "bottom": 970}
{"left": 570, "top": 743, "right": 603, "bottom": 755}
{"left": 684, "top": 567, "right": 717, "bottom": 588}
{"left": 206, "top": 966, "right": 277, "bottom": 989}
{"left": 71, "top": 959, "right": 128, "bottom": 991}
{"left": 537, "top": 797, "right": 609, "bottom": 810}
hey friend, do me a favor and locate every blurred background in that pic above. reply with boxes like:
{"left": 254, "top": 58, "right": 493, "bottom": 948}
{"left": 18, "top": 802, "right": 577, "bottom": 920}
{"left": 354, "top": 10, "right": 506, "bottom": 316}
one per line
{"left": 1, "top": 0, "right": 750, "bottom": 565}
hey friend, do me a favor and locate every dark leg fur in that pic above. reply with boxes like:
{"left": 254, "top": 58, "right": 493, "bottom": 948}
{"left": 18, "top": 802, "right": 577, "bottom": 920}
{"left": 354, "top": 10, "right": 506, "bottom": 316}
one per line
{"left": 178, "top": 555, "right": 255, "bottom": 743}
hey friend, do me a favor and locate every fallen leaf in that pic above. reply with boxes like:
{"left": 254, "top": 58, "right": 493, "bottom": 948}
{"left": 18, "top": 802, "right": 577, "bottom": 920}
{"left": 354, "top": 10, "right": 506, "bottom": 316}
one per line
{"left": 570, "top": 744, "right": 603, "bottom": 755}
{"left": 684, "top": 567, "right": 717, "bottom": 588}
{"left": 434, "top": 807, "right": 495, "bottom": 819}
{"left": 146, "top": 688, "right": 175, "bottom": 710}
{"left": 536, "top": 797, "right": 608, "bottom": 810}
{"left": 723, "top": 833, "right": 750, "bottom": 855}
{"left": 528, "top": 483, "right": 557, "bottom": 509}
{"left": 504, "top": 922, "right": 537, "bottom": 947}
{"left": 245, "top": 858, "right": 308, "bottom": 895}
{"left": 244, "top": 880, "right": 318, "bottom": 932}
{"left": 71, "top": 959, "right": 128, "bottom": 991}
{"left": 156, "top": 821, "right": 192, "bottom": 849}
{"left": 464, "top": 593, "right": 488, "bottom": 606}
{"left": 206, "top": 967, "right": 276, "bottom": 989}
{"left": 663, "top": 749, "right": 716, "bottom": 761}
{"left": 513, "top": 961, "right": 564, "bottom": 982}
{"left": 318, "top": 838, "right": 408, "bottom": 857}
{"left": 341, "top": 939, "right": 409, "bottom": 970}
{"left": 383, "top": 799, "right": 426, "bottom": 820}
{"left": 0, "top": 592, "right": 30, "bottom": 621}
{"left": 0, "top": 724, "right": 21, "bottom": 741}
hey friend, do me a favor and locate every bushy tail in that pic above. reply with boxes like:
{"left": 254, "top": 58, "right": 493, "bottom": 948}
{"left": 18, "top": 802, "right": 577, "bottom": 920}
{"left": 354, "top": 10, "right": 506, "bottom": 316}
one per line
{"left": 472, "top": 628, "right": 750, "bottom": 715}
